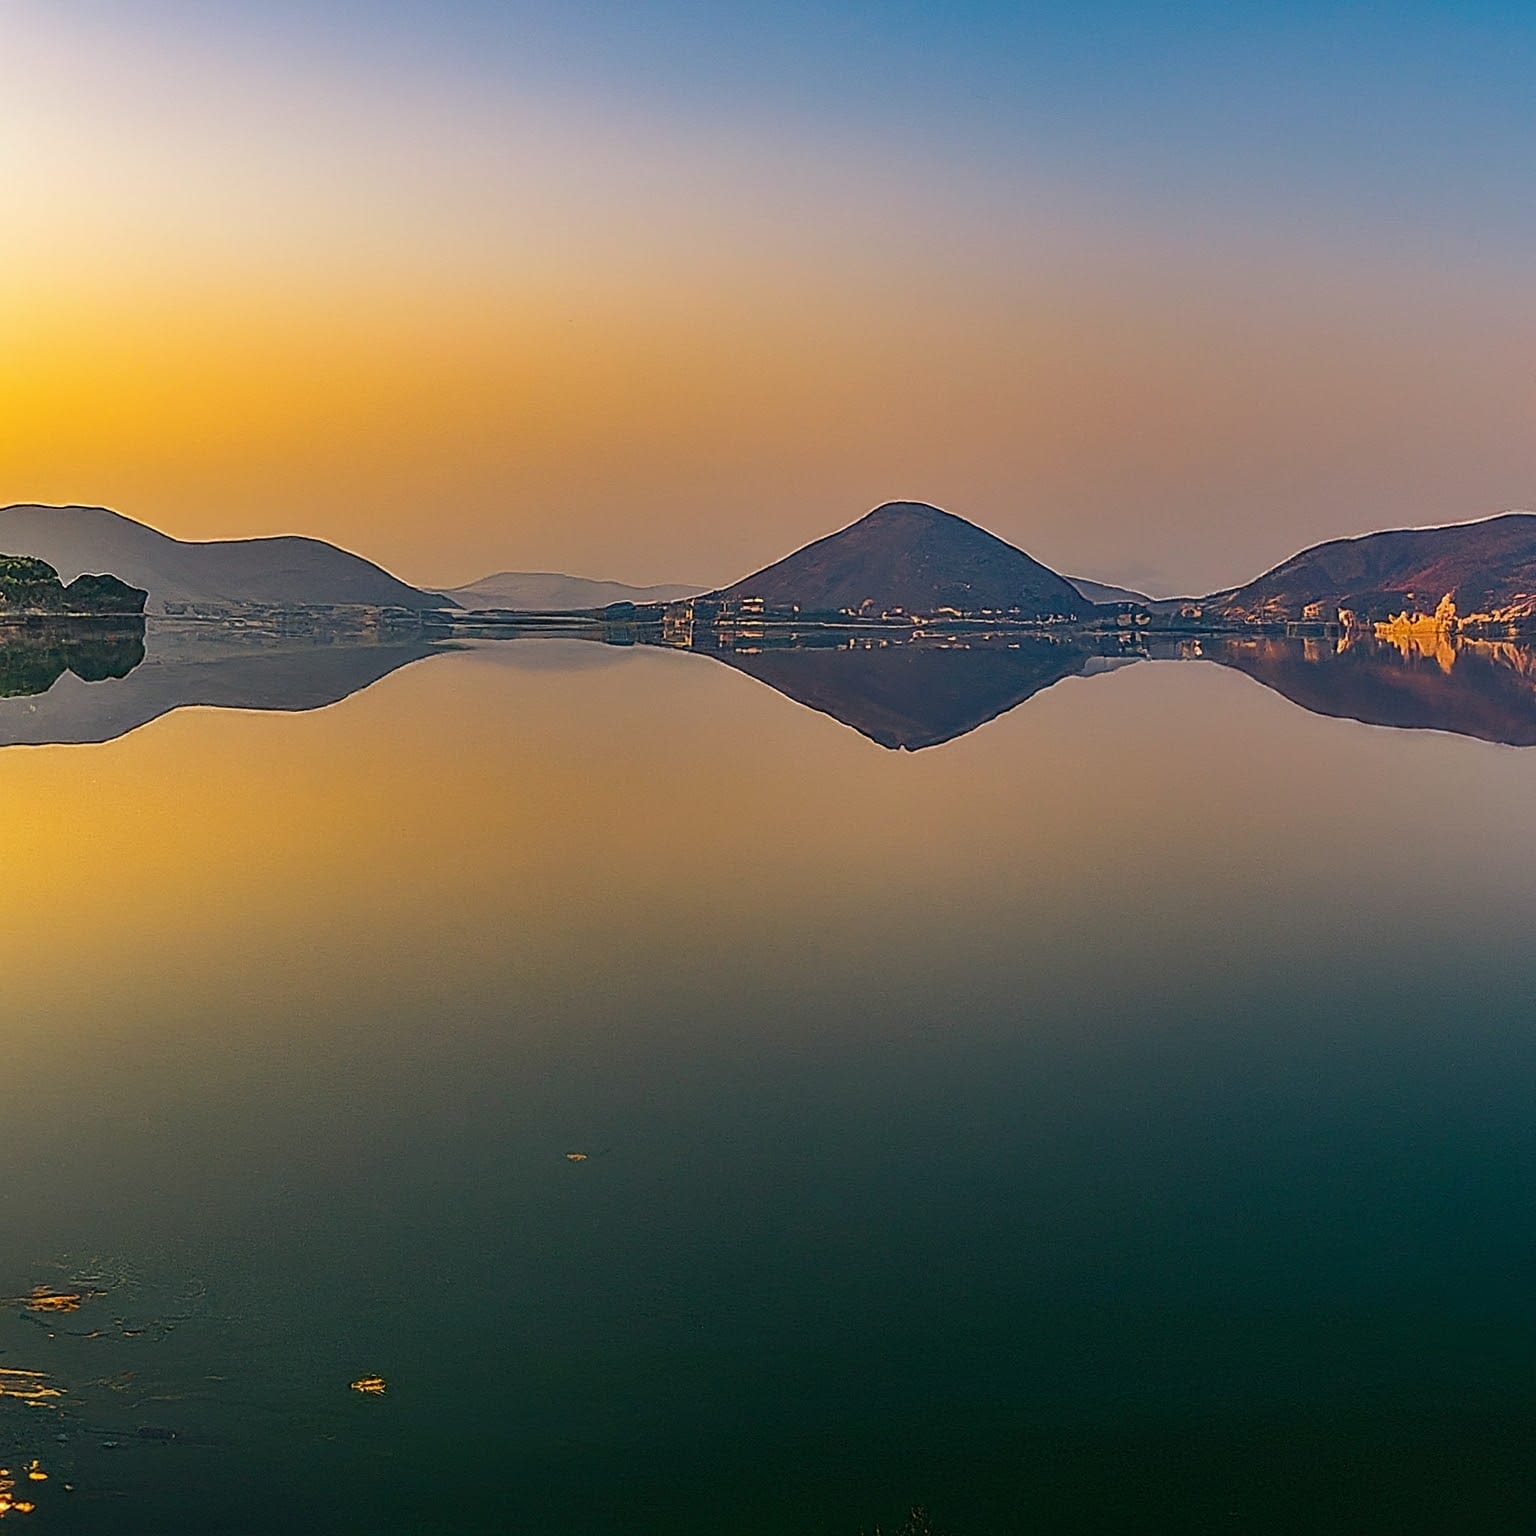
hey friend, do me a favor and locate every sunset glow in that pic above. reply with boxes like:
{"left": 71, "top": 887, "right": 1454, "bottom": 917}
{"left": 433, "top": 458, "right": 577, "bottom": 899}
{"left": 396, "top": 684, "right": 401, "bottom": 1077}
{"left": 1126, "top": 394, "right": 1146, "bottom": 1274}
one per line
{"left": 4, "top": 2, "right": 1531, "bottom": 594}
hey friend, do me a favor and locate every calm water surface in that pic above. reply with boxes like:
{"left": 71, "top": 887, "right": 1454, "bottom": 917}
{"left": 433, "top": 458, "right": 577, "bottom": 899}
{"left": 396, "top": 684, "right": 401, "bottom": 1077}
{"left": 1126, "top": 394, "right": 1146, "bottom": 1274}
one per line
{"left": 1, "top": 635, "right": 1533, "bottom": 1533}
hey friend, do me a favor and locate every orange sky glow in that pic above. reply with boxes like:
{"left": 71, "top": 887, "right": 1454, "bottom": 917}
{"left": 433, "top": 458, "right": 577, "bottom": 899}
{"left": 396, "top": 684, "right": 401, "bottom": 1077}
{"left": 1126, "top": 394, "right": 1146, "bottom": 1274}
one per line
{"left": 4, "top": 4, "right": 1532, "bottom": 595}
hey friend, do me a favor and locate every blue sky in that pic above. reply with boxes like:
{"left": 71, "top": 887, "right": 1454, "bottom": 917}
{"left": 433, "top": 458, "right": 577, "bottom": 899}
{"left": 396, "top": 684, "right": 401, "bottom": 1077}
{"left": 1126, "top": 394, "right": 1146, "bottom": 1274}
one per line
{"left": 6, "top": 2, "right": 1532, "bottom": 589}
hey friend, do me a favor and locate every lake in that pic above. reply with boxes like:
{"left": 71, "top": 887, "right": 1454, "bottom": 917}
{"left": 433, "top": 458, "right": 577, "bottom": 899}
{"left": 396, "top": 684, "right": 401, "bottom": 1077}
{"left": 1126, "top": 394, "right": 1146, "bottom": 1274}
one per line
{"left": 1, "top": 626, "right": 1533, "bottom": 1533}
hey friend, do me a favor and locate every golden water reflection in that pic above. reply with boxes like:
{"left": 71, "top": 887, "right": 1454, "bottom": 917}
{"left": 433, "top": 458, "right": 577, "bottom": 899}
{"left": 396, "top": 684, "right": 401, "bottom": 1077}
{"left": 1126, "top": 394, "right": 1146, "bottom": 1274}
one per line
{"left": 0, "top": 638, "right": 1533, "bottom": 1532}
{"left": 0, "top": 1461, "right": 50, "bottom": 1521}
{"left": 0, "top": 1372, "right": 61, "bottom": 1407}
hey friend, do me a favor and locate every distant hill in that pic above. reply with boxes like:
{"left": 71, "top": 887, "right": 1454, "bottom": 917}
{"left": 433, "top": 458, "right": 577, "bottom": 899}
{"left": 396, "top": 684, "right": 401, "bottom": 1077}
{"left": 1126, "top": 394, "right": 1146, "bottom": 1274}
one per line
{"left": 444, "top": 571, "right": 701, "bottom": 611}
{"left": 1067, "top": 576, "right": 1153, "bottom": 606}
{"left": 0, "top": 505, "right": 451, "bottom": 615}
{"left": 712, "top": 501, "right": 1093, "bottom": 620}
{"left": 1208, "top": 512, "right": 1536, "bottom": 625}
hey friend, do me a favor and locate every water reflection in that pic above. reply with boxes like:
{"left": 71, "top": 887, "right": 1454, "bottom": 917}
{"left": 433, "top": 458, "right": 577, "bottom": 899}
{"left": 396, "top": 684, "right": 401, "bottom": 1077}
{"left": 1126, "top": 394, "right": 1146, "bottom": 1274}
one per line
{"left": 660, "top": 628, "right": 1536, "bottom": 749}
{"left": 3, "top": 632, "right": 1534, "bottom": 1532}
{"left": 0, "top": 1371, "right": 61, "bottom": 1407}
{"left": 1190, "top": 633, "right": 1536, "bottom": 747}
{"left": 0, "top": 1459, "right": 45, "bottom": 1521}
{"left": 1, "top": 621, "right": 1535, "bottom": 751}
{"left": 0, "top": 622, "right": 438, "bottom": 747}
{"left": 676, "top": 630, "right": 1139, "bottom": 749}
{"left": 0, "top": 620, "right": 145, "bottom": 700}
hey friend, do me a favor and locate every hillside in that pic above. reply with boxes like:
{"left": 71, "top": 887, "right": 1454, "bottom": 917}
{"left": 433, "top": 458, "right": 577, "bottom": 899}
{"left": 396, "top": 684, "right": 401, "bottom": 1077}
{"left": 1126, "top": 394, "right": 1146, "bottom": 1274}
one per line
{"left": 0, "top": 554, "right": 146, "bottom": 615}
{"left": 0, "top": 505, "right": 451, "bottom": 615}
{"left": 1068, "top": 576, "right": 1153, "bottom": 606}
{"left": 1209, "top": 512, "right": 1536, "bottom": 625}
{"left": 712, "top": 501, "right": 1092, "bottom": 620}
{"left": 444, "top": 571, "right": 700, "bottom": 611}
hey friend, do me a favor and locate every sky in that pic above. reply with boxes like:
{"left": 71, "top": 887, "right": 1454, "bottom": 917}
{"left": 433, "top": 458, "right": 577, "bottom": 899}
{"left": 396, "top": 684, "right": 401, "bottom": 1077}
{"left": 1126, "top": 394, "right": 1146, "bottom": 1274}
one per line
{"left": 2, "top": 1, "right": 1532, "bottom": 594}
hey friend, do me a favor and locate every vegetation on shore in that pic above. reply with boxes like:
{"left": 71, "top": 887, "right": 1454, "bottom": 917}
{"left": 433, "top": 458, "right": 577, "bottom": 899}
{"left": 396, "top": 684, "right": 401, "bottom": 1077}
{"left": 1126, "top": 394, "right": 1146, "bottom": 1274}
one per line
{"left": 0, "top": 554, "right": 147, "bottom": 617}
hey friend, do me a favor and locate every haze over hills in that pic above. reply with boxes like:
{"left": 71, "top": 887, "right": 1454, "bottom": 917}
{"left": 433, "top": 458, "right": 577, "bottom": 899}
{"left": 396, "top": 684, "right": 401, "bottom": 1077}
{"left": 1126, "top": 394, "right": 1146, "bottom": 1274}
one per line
{"left": 1067, "top": 576, "right": 1154, "bottom": 607}
{"left": 0, "top": 504, "right": 451, "bottom": 615}
{"left": 444, "top": 571, "right": 701, "bottom": 611}
{"left": 1207, "top": 512, "right": 1536, "bottom": 625}
{"left": 711, "top": 501, "right": 1093, "bottom": 620}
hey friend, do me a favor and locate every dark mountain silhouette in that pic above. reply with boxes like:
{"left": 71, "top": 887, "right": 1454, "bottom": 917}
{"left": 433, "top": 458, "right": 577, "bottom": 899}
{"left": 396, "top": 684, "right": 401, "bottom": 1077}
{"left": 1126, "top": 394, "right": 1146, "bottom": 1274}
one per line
{"left": 677, "top": 632, "right": 1133, "bottom": 749}
{"left": 1208, "top": 512, "right": 1536, "bottom": 625}
{"left": 711, "top": 501, "right": 1092, "bottom": 620}
{"left": 444, "top": 571, "right": 700, "bottom": 611}
{"left": 0, "top": 505, "right": 451, "bottom": 615}
{"left": 1200, "top": 634, "right": 1536, "bottom": 747}
{"left": 0, "top": 626, "right": 442, "bottom": 748}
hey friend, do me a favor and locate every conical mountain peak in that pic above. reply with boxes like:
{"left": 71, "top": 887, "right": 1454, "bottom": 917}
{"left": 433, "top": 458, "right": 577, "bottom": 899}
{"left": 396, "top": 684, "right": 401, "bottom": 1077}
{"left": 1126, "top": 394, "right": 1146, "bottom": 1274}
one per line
{"left": 713, "top": 501, "right": 1089, "bottom": 620}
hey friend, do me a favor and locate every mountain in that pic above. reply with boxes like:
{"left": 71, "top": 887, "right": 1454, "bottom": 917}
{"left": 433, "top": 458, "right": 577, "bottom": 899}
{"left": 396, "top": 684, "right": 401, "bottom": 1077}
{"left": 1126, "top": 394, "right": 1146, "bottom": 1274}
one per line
{"left": 0, "top": 505, "right": 451, "bottom": 615}
{"left": 711, "top": 501, "right": 1093, "bottom": 620}
{"left": 1068, "top": 576, "right": 1153, "bottom": 606}
{"left": 443, "top": 571, "right": 701, "bottom": 611}
{"left": 1208, "top": 512, "right": 1536, "bottom": 625}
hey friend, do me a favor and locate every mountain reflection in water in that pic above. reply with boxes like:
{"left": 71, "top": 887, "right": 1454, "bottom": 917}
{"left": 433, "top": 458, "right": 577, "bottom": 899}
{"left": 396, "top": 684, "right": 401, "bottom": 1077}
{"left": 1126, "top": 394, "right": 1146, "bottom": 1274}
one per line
{"left": 0, "top": 620, "right": 146, "bottom": 700}
{"left": 0, "top": 622, "right": 440, "bottom": 747}
{"left": 676, "top": 630, "right": 1139, "bottom": 750}
{"left": 0, "top": 622, "right": 1534, "bottom": 750}
{"left": 1191, "top": 633, "right": 1536, "bottom": 748}
{"left": 658, "top": 629, "right": 1536, "bottom": 750}
{"left": 5, "top": 622, "right": 1536, "bottom": 1534}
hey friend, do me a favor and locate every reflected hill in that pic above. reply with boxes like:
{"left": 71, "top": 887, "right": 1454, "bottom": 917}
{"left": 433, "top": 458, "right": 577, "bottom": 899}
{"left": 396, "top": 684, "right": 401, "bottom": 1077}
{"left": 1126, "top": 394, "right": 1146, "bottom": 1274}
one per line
{"left": 672, "top": 628, "right": 1536, "bottom": 750}
{"left": 8, "top": 618, "right": 1535, "bottom": 752}
{"left": 0, "top": 622, "right": 441, "bottom": 747}
{"left": 671, "top": 631, "right": 1138, "bottom": 749}
{"left": 1187, "top": 634, "right": 1536, "bottom": 747}
{"left": 0, "top": 620, "right": 146, "bottom": 699}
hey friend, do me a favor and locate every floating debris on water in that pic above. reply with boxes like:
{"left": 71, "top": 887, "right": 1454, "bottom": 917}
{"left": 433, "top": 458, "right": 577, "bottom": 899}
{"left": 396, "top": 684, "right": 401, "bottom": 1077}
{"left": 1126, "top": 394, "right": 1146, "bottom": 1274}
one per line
{"left": 3, "top": 1260, "right": 212, "bottom": 1347}
{"left": 6, "top": 1287, "right": 103, "bottom": 1317}
{"left": 23, "top": 1293, "right": 80, "bottom": 1316}
{"left": 0, "top": 1372, "right": 61, "bottom": 1407}
{"left": 350, "top": 1376, "right": 387, "bottom": 1396}
{"left": 0, "top": 1460, "right": 46, "bottom": 1519}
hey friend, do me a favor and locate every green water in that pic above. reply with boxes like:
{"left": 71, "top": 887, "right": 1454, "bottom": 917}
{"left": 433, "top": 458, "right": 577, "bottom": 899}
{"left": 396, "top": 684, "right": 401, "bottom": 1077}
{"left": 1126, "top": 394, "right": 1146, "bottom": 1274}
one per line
{"left": 0, "top": 636, "right": 1532, "bottom": 1533}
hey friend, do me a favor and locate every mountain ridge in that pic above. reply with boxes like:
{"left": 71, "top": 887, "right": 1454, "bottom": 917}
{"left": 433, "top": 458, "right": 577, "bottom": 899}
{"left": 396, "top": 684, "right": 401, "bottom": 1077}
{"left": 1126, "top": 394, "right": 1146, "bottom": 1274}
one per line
{"left": 0, "top": 504, "right": 451, "bottom": 615}
{"left": 444, "top": 571, "right": 701, "bottom": 610}
{"left": 1068, "top": 575, "right": 1154, "bottom": 606}
{"left": 1207, "top": 510, "right": 1536, "bottom": 625}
